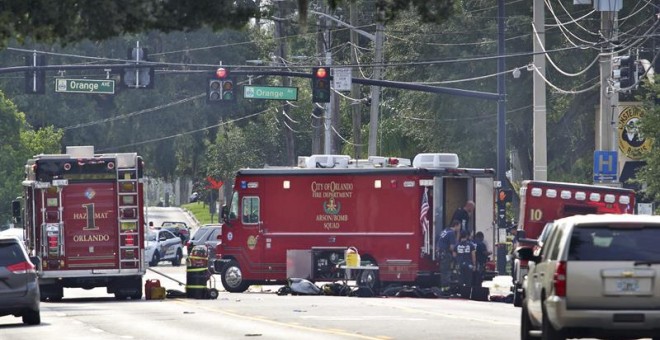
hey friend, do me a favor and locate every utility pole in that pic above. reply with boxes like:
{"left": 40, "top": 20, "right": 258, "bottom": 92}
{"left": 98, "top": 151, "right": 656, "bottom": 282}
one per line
{"left": 349, "top": 1, "right": 362, "bottom": 158}
{"left": 275, "top": 0, "right": 295, "bottom": 165}
{"left": 324, "top": 24, "right": 333, "bottom": 155}
{"left": 367, "top": 22, "right": 384, "bottom": 156}
{"left": 532, "top": 0, "right": 547, "bottom": 181}
{"left": 496, "top": 0, "right": 506, "bottom": 184}
{"left": 598, "top": 8, "right": 619, "bottom": 154}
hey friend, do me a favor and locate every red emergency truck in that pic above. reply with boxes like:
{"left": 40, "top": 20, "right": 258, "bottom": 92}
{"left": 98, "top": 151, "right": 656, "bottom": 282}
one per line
{"left": 17, "top": 146, "right": 146, "bottom": 301}
{"left": 512, "top": 180, "right": 635, "bottom": 306}
{"left": 215, "top": 153, "right": 497, "bottom": 293}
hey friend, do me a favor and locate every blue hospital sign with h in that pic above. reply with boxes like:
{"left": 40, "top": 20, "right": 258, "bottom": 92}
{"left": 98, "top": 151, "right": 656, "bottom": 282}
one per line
{"left": 593, "top": 150, "right": 618, "bottom": 181}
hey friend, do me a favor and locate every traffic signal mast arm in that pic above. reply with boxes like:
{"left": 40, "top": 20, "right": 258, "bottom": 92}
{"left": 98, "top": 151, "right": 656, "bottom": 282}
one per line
{"left": 229, "top": 69, "right": 500, "bottom": 101}
{"left": 4, "top": 63, "right": 500, "bottom": 101}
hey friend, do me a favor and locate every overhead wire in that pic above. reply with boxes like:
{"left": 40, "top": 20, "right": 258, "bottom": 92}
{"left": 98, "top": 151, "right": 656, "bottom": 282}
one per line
{"left": 97, "top": 107, "right": 275, "bottom": 152}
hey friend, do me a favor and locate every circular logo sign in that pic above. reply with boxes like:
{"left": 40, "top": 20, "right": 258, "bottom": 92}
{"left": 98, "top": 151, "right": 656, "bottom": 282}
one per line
{"left": 227, "top": 231, "right": 233, "bottom": 241}
{"left": 618, "top": 105, "right": 652, "bottom": 160}
{"left": 247, "top": 235, "right": 257, "bottom": 250}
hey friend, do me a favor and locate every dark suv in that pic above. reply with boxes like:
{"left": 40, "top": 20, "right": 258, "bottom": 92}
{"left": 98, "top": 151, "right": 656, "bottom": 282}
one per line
{"left": 0, "top": 235, "right": 41, "bottom": 325}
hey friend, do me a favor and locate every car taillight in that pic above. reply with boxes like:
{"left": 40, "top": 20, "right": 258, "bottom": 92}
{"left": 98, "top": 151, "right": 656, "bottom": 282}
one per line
{"left": 7, "top": 261, "right": 36, "bottom": 274}
{"left": 48, "top": 235, "right": 58, "bottom": 248}
{"left": 553, "top": 261, "right": 567, "bottom": 297}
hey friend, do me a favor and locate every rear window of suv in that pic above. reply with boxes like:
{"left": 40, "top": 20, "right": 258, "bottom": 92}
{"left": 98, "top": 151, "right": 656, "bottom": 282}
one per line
{"left": 0, "top": 241, "right": 25, "bottom": 266}
{"left": 568, "top": 225, "right": 659, "bottom": 261}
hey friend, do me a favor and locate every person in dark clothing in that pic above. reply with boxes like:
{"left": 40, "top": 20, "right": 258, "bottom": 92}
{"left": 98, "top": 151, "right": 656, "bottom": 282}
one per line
{"left": 451, "top": 201, "right": 475, "bottom": 235}
{"left": 455, "top": 230, "right": 477, "bottom": 289}
{"left": 473, "top": 231, "right": 491, "bottom": 287}
{"left": 437, "top": 219, "right": 461, "bottom": 295}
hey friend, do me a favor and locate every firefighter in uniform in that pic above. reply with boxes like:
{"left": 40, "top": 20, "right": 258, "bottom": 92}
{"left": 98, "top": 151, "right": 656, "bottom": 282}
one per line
{"left": 436, "top": 219, "right": 461, "bottom": 296}
{"left": 455, "top": 230, "right": 477, "bottom": 292}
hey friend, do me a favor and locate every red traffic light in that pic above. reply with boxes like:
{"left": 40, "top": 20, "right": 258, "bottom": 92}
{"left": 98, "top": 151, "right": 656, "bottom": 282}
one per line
{"left": 216, "top": 67, "right": 228, "bottom": 79}
{"left": 315, "top": 67, "right": 328, "bottom": 79}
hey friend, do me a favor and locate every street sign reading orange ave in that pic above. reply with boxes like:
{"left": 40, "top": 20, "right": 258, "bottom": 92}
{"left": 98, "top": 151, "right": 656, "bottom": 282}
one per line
{"left": 55, "top": 78, "right": 115, "bottom": 94}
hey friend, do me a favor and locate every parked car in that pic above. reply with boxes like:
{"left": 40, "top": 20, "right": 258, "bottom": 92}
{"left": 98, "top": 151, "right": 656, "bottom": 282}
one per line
{"left": 186, "top": 224, "right": 222, "bottom": 262}
{"left": 145, "top": 229, "right": 183, "bottom": 267}
{"left": 519, "top": 214, "right": 660, "bottom": 340}
{"left": 160, "top": 221, "right": 191, "bottom": 244}
{"left": 0, "top": 235, "right": 40, "bottom": 325}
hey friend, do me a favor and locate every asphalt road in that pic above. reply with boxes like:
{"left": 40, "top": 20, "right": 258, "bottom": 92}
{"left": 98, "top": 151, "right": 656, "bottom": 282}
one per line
{"left": 0, "top": 262, "right": 522, "bottom": 340}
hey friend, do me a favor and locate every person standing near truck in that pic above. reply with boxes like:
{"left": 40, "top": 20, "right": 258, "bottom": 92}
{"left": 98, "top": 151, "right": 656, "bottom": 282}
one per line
{"left": 473, "top": 231, "right": 491, "bottom": 287}
{"left": 455, "top": 230, "right": 477, "bottom": 290}
{"left": 436, "top": 220, "right": 461, "bottom": 296}
{"left": 451, "top": 201, "right": 475, "bottom": 234}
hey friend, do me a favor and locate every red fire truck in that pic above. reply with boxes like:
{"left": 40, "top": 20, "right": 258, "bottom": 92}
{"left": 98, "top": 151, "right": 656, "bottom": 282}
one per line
{"left": 511, "top": 180, "right": 635, "bottom": 306}
{"left": 16, "top": 146, "right": 146, "bottom": 301}
{"left": 215, "top": 153, "right": 497, "bottom": 293}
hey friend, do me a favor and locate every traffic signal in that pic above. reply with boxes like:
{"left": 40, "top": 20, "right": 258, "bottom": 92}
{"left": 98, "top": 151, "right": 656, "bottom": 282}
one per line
{"left": 619, "top": 56, "right": 635, "bottom": 89}
{"left": 123, "top": 47, "right": 155, "bottom": 88}
{"left": 311, "top": 67, "right": 331, "bottom": 103}
{"left": 207, "top": 67, "right": 236, "bottom": 103}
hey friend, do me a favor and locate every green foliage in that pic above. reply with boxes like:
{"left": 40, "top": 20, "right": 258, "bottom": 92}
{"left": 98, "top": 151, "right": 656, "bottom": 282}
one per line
{"left": 0, "top": 90, "right": 62, "bottom": 223}
{"left": 0, "top": 0, "right": 260, "bottom": 47}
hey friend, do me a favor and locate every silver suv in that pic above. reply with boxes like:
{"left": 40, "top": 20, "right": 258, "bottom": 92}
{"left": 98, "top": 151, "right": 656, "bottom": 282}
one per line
{"left": 0, "top": 235, "right": 41, "bottom": 325}
{"left": 519, "top": 214, "right": 660, "bottom": 340}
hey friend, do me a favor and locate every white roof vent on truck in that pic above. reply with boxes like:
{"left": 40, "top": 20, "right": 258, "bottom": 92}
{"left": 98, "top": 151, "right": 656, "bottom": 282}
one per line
{"left": 298, "top": 155, "right": 350, "bottom": 168}
{"left": 413, "top": 153, "right": 459, "bottom": 169}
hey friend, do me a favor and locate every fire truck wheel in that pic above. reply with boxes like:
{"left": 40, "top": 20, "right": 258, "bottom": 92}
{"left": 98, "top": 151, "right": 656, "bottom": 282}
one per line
{"left": 149, "top": 251, "right": 160, "bottom": 267}
{"left": 221, "top": 260, "right": 249, "bottom": 293}
{"left": 356, "top": 269, "right": 380, "bottom": 294}
{"left": 40, "top": 284, "right": 63, "bottom": 302}
{"left": 171, "top": 249, "right": 183, "bottom": 266}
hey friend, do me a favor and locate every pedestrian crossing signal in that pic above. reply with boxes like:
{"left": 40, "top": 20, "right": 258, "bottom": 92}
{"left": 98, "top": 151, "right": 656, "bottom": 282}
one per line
{"left": 497, "top": 189, "right": 513, "bottom": 203}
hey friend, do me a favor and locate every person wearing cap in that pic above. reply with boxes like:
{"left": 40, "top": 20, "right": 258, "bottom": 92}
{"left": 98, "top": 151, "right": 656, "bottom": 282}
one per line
{"left": 455, "top": 230, "right": 477, "bottom": 291}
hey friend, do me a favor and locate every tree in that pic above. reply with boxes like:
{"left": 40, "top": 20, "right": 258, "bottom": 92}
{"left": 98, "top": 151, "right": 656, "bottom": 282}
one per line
{"left": 0, "top": 90, "right": 62, "bottom": 223}
{"left": 0, "top": 0, "right": 460, "bottom": 48}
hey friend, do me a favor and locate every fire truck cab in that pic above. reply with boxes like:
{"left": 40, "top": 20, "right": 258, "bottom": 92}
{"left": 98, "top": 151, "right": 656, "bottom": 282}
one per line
{"left": 512, "top": 180, "right": 635, "bottom": 306}
{"left": 16, "top": 146, "right": 146, "bottom": 301}
{"left": 215, "top": 153, "right": 497, "bottom": 294}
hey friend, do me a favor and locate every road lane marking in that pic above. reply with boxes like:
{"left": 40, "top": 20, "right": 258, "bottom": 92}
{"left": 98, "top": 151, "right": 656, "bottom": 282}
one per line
{"left": 174, "top": 299, "right": 385, "bottom": 339}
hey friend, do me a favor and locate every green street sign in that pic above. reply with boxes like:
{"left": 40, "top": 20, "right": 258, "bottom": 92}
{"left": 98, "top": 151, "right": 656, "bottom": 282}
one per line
{"left": 55, "top": 78, "right": 115, "bottom": 94}
{"left": 243, "top": 85, "right": 298, "bottom": 101}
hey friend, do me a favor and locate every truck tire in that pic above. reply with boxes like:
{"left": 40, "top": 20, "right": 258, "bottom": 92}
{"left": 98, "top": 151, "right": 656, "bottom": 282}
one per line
{"left": 513, "top": 284, "right": 523, "bottom": 307}
{"left": 40, "top": 283, "right": 63, "bottom": 302}
{"left": 221, "top": 260, "right": 249, "bottom": 293}
{"left": 149, "top": 251, "right": 160, "bottom": 267}
{"left": 22, "top": 309, "right": 41, "bottom": 325}
{"left": 356, "top": 269, "right": 380, "bottom": 295}
{"left": 171, "top": 249, "right": 183, "bottom": 266}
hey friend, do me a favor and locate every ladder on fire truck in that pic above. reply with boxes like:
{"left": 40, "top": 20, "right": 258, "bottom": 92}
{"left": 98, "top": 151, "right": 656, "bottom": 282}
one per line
{"left": 115, "top": 153, "right": 142, "bottom": 270}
